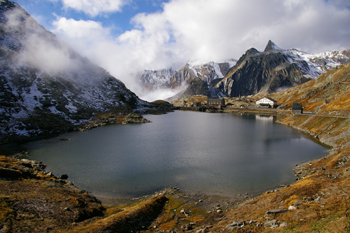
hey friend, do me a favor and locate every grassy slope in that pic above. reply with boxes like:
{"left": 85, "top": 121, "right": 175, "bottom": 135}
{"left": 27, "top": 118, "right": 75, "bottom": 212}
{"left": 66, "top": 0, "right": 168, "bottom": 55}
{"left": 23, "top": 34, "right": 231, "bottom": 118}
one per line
{"left": 270, "top": 63, "right": 350, "bottom": 117}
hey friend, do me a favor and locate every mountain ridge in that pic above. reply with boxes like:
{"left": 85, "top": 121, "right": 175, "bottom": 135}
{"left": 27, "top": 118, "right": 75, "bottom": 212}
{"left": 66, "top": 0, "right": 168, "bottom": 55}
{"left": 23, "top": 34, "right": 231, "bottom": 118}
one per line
{"left": 0, "top": 0, "right": 150, "bottom": 142}
{"left": 136, "top": 59, "right": 237, "bottom": 92}
{"left": 137, "top": 41, "right": 350, "bottom": 100}
{"left": 213, "top": 41, "right": 350, "bottom": 97}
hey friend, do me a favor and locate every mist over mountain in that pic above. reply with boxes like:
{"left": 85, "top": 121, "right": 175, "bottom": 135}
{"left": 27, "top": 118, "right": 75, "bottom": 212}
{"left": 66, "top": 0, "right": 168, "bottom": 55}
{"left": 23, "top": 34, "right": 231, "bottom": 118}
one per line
{"left": 140, "top": 40, "right": 350, "bottom": 99}
{"left": 136, "top": 68, "right": 176, "bottom": 91}
{"left": 136, "top": 59, "right": 236, "bottom": 100}
{"left": 0, "top": 0, "right": 149, "bottom": 141}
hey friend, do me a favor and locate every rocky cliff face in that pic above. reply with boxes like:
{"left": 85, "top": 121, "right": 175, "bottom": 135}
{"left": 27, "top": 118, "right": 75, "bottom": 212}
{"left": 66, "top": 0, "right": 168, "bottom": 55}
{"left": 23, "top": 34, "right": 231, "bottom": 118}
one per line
{"left": 0, "top": 0, "right": 149, "bottom": 142}
{"left": 181, "top": 77, "right": 210, "bottom": 97}
{"left": 215, "top": 41, "right": 350, "bottom": 97}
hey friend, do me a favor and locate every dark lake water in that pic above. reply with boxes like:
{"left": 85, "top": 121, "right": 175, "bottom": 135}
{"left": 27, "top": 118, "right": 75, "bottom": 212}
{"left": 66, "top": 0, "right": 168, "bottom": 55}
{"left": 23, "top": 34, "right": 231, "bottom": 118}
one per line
{"left": 27, "top": 111, "right": 328, "bottom": 199}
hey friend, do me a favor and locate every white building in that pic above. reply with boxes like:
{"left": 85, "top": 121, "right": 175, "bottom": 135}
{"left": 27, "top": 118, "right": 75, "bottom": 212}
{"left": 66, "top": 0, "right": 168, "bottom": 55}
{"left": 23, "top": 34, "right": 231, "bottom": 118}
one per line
{"left": 256, "top": 97, "right": 277, "bottom": 108}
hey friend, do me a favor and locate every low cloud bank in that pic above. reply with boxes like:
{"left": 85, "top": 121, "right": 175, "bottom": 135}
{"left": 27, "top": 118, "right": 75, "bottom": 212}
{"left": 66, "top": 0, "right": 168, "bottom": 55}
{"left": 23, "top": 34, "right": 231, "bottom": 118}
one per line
{"left": 50, "top": 0, "right": 350, "bottom": 100}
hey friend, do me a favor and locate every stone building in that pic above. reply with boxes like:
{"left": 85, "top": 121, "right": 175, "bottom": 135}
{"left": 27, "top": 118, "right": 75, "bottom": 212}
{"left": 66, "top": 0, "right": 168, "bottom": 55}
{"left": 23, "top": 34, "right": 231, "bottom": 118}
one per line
{"left": 207, "top": 97, "right": 225, "bottom": 108}
{"left": 292, "top": 103, "right": 303, "bottom": 114}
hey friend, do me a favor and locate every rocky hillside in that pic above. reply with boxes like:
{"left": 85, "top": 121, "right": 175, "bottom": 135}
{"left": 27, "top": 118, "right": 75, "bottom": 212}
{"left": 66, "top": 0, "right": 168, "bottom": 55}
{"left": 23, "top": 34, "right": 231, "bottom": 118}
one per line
{"left": 271, "top": 62, "right": 350, "bottom": 117}
{"left": 180, "top": 77, "right": 210, "bottom": 97}
{"left": 0, "top": 155, "right": 105, "bottom": 232}
{"left": 0, "top": 0, "right": 150, "bottom": 142}
{"left": 214, "top": 40, "right": 350, "bottom": 97}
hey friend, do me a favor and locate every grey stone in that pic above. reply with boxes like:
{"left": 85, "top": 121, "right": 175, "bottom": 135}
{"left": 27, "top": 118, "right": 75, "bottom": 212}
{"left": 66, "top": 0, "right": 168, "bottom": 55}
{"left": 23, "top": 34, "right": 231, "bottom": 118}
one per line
{"left": 264, "top": 219, "right": 277, "bottom": 228}
{"left": 226, "top": 221, "right": 244, "bottom": 229}
{"left": 266, "top": 209, "right": 288, "bottom": 214}
{"left": 279, "top": 222, "right": 288, "bottom": 228}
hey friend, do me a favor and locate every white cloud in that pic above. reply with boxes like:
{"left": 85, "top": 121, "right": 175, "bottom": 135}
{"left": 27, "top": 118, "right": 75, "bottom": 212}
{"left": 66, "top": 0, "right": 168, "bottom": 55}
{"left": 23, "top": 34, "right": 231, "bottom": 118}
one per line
{"left": 51, "top": 14, "right": 187, "bottom": 97}
{"left": 51, "top": 0, "right": 350, "bottom": 100}
{"left": 4, "top": 8, "right": 75, "bottom": 74}
{"left": 53, "top": 17, "right": 112, "bottom": 43}
{"left": 53, "top": 0, "right": 131, "bottom": 17}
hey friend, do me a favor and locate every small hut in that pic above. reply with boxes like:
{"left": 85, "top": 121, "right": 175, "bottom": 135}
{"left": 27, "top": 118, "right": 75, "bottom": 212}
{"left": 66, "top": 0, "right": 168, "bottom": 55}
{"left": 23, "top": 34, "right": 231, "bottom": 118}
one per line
{"left": 292, "top": 103, "right": 303, "bottom": 114}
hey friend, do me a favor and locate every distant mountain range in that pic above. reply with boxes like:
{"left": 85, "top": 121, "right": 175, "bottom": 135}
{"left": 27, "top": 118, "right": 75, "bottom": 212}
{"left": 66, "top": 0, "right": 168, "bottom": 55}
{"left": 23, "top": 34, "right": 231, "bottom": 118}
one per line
{"left": 0, "top": 1, "right": 149, "bottom": 141}
{"left": 136, "top": 59, "right": 237, "bottom": 90}
{"left": 137, "top": 40, "right": 350, "bottom": 99}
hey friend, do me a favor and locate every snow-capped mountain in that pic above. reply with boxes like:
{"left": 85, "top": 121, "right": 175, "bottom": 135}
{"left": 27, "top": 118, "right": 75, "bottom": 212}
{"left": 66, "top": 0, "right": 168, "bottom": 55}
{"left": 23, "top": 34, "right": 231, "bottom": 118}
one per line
{"left": 213, "top": 40, "right": 350, "bottom": 97}
{"left": 167, "top": 59, "right": 237, "bottom": 89}
{"left": 138, "top": 40, "right": 349, "bottom": 100}
{"left": 137, "top": 59, "right": 237, "bottom": 92}
{"left": 266, "top": 40, "right": 350, "bottom": 78}
{"left": 136, "top": 68, "right": 176, "bottom": 90}
{"left": 0, "top": 0, "right": 148, "bottom": 141}
{"left": 288, "top": 49, "right": 350, "bottom": 73}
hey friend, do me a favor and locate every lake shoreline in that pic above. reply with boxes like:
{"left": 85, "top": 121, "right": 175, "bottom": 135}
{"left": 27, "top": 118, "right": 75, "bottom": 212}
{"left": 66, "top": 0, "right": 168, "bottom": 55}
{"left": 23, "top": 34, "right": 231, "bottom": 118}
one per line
{"left": 2, "top": 109, "right": 349, "bottom": 232}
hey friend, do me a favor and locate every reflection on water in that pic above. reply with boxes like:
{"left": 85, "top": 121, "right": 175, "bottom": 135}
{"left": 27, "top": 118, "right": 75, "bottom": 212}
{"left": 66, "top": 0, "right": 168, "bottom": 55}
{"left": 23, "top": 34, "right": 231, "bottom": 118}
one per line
{"left": 27, "top": 111, "right": 328, "bottom": 198}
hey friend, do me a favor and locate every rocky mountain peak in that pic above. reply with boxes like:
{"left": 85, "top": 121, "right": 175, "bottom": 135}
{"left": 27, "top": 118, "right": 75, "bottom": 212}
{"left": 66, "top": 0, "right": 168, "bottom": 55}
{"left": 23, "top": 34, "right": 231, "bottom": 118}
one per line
{"left": 245, "top": 48, "right": 260, "bottom": 57}
{"left": 264, "top": 40, "right": 283, "bottom": 52}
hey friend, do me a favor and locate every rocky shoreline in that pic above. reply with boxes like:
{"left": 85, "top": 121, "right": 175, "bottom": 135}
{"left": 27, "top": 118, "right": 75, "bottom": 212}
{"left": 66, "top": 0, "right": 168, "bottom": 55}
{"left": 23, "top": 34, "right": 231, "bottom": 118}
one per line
{"left": 0, "top": 155, "right": 105, "bottom": 232}
{"left": 0, "top": 112, "right": 152, "bottom": 155}
{"left": 75, "top": 112, "right": 152, "bottom": 132}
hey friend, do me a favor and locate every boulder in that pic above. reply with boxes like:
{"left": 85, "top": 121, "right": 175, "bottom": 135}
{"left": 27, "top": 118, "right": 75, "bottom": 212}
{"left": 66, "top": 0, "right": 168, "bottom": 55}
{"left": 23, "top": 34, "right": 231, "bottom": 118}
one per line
{"left": 59, "top": 174, "right": 69, "bottom": 180}
{"left": 226, "top": 221, "right": 244, "bottom": 229}
{"left": 264, "top": 219, "right": 277, "bottom": 228}
{"left": 266, "top": 209, "right": 288, "bottom": 214}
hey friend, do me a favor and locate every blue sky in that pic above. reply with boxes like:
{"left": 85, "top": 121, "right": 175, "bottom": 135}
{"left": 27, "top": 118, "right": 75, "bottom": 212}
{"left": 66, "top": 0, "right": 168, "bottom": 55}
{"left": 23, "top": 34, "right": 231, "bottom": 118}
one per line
{"left": 13, "top": 0, "right": 169, "bottom": 35}
{"left": 10, "top": 0, "right": 350, "bottom": 100}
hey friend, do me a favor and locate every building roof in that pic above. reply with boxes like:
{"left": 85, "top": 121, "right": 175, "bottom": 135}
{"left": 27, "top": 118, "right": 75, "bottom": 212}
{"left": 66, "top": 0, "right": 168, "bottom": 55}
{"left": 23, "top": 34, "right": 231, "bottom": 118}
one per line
{"left": 259, "top": 97, "right": 277, "bottom": 102}
{"left": 292, "top": 103, "right": 303, "bottom": 110}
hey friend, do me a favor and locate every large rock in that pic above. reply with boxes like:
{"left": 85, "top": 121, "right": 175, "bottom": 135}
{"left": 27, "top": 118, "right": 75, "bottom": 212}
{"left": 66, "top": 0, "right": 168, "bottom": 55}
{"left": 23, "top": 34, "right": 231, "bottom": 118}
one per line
{"left": 123, "top": 113, "right": 151, "bottom": 124}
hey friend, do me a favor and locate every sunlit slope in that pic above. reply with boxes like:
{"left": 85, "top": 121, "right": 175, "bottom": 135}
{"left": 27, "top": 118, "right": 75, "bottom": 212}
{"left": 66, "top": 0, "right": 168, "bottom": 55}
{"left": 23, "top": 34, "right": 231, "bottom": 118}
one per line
{"left": 271, "top": 62, "right": 350, "bottom": 117}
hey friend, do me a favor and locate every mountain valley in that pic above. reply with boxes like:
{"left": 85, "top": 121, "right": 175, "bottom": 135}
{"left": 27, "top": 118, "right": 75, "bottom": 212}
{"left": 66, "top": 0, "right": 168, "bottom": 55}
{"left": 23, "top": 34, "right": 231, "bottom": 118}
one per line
{"left": 1, "top": 0, "right": 350, "bottom": 232}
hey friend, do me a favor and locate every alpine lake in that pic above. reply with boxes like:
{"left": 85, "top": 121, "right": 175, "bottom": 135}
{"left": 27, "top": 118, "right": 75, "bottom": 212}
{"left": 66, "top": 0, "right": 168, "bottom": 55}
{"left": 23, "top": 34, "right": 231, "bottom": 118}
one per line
{"left": 27, "top": 111, "right": 329, "bottom": 200}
